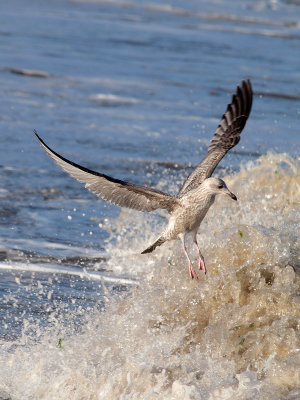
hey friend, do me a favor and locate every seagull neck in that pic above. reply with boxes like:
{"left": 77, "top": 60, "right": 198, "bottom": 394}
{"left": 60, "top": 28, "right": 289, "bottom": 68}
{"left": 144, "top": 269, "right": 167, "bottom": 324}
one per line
{"left": 183, "top": 186, "right": 216, "bottom": 208}
{"left": 203, "top": 193, "right": 216, "bottom": 209}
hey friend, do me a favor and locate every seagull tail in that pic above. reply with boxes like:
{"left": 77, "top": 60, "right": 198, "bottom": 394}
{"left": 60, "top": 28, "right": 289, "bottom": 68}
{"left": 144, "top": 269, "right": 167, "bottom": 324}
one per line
{"left": 141, "top": 237, "right": 166, "bottom": 254}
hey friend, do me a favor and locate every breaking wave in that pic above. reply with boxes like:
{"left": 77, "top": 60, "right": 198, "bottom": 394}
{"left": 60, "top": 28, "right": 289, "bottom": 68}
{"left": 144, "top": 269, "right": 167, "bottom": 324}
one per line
{"left": 0, "top": 152, "right": 299, "bottom": 399}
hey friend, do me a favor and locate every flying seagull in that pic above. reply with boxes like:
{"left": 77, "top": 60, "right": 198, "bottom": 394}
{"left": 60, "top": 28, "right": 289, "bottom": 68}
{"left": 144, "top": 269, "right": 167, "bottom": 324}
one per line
{"left": 34, "top": 80, "right": 253, "bottom": 279}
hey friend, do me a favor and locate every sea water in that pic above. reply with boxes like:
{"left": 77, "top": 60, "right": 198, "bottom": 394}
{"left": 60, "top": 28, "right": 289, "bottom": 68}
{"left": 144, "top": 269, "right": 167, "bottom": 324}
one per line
{"left": 0, "top": 0, "right": 299, "bottom": 399}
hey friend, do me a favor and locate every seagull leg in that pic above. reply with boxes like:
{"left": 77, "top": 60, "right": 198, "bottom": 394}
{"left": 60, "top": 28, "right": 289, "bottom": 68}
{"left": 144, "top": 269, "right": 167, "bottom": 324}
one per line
{"left": 193, "top": 231, "right": 206, "bottom": 274}
{"left": 180, "top": 234, "right": 198, "bottom": 279}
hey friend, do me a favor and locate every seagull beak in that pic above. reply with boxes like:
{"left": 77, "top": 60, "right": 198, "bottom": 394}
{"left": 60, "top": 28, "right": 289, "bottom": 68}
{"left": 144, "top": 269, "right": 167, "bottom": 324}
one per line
{"left": 228, "top": 191, "right": 237, "bottom": 201}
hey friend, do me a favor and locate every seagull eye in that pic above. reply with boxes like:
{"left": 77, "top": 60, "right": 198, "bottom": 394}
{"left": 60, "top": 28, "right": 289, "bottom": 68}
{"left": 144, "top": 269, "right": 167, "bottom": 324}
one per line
{"left": 218, "top": 184, "right": 223, "bottom": 189}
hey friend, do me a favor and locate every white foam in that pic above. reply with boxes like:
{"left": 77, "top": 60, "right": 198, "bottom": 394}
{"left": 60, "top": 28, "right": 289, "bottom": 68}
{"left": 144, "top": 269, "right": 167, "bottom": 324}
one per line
{"left": 90, "top": 93, "right": 141, "bottom": 106}
{"left": 0, "top": 153, "right": 299, "bottom": 399}
{"left": 0, "top": 237, "right": 103, "bottom": 257}
{"left": 0, "top": 262, "right": 138, "bottom": 286}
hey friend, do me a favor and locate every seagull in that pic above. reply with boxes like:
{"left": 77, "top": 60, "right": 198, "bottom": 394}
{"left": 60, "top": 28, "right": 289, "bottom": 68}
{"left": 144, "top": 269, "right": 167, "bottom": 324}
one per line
{"left": 34, "top": 80, "right": 253, "bottom": 279}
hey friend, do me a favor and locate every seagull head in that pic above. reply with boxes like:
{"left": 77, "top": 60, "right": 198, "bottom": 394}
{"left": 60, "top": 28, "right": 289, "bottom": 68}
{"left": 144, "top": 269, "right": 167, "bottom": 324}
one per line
{"left": 203, "top": 177, "right": 237, "bottom": 201}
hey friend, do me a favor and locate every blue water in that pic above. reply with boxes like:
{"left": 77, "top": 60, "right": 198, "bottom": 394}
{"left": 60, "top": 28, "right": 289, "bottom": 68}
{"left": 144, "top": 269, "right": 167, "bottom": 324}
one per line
{"left": 0, "top": 0, "right": 299, "bottom": 398}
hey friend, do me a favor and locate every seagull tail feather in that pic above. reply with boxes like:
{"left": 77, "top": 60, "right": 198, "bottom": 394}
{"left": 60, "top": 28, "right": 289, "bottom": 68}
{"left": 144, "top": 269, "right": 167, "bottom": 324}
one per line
{"left": 141, "top": 237, "right": 166, "bottom": 254}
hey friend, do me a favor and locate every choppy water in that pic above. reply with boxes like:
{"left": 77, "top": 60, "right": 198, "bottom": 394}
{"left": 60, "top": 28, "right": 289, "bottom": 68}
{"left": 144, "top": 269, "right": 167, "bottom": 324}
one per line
{"left": 0, "top": 0, "right": 300, "bottom": 399}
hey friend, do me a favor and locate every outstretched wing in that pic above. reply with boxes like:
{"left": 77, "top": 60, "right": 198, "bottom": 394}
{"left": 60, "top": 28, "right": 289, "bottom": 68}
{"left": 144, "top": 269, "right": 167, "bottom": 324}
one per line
{"left": 178, "top": 80, "right": 253, "bottom": 196}
{"left": 34, "top": 131, "right": 178, "bottom": 213}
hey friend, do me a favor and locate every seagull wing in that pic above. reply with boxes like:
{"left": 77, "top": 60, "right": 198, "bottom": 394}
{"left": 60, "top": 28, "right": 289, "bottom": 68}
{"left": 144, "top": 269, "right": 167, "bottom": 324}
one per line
{"left": 34, "top": 131, "right": 178, "bottom": 213}
{"left": 178, "top": 80, "right": 253, "bottom": 196}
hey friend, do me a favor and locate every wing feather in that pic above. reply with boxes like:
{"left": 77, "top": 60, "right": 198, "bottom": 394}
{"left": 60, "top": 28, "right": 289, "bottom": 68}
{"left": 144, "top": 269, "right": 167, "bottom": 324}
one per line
{"left": 178, "top": 80, "right": 253, "bottom": 195}
{"left": 34, "top": 131, "right": 178, "bottom": 213}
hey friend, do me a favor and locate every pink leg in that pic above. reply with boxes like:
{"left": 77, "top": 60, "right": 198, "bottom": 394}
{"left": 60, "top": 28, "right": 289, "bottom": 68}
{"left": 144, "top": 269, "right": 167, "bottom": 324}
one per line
{"left": 193, "top": 232, "right": 206, "bottom": 274}
{"left": 180, "top": 234, "right": 198, "bottom": 279}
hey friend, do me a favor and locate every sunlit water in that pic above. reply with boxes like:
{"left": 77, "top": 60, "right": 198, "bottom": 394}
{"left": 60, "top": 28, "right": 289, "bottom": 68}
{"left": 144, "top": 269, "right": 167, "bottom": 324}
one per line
{"left": 0, "top": 0, "right": 299, "bottom": 399}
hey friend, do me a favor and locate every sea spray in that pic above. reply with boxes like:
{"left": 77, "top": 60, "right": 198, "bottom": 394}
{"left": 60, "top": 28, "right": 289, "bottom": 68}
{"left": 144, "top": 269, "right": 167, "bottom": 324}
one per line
{"left": 0, "top": 153, "right": 299, "bottom": 399}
